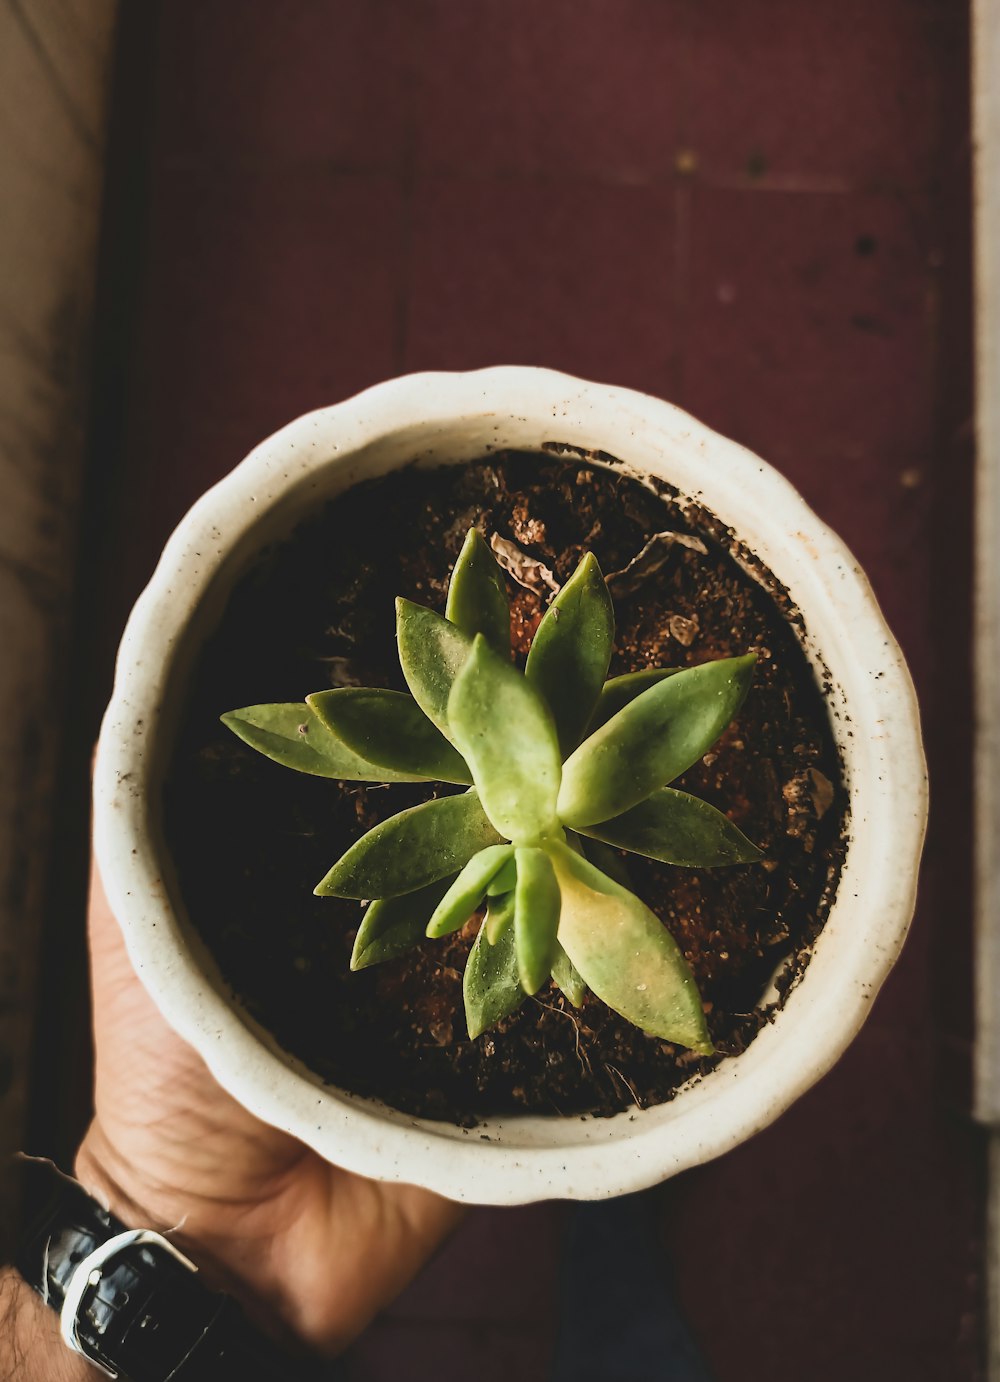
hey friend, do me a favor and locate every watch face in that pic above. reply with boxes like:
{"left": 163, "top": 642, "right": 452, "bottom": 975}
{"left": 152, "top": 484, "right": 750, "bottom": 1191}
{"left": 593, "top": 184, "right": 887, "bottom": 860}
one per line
{"left": 73, "top": 1240, "right": 211, "bottom": 1380}
{"left": 15, "top": 1167, "right": 203, "bottom": 1380}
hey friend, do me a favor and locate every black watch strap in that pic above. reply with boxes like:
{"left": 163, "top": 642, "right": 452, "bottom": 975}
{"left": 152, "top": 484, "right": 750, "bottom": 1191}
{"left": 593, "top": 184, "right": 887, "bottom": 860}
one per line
{"left": 14, "top": 1159, "right": 323, "bottom": 1381}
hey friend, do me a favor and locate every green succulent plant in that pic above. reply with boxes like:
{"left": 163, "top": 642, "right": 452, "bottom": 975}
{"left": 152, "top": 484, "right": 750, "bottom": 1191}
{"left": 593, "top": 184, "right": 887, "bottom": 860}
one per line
{"left": 222, "top": 529, "right": 761, "bottom": 1052}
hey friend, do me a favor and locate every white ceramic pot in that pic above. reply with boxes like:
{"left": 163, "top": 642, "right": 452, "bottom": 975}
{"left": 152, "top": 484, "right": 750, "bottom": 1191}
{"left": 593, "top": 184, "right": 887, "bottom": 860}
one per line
{"left": 94, "top": 367, "right": 927, "bottom": 1204}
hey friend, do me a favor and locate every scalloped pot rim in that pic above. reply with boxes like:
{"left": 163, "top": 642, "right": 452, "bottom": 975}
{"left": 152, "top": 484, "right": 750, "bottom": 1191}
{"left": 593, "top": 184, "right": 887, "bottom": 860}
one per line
{"left": 93, "top": 368, "right": 927, "bottom": 1205}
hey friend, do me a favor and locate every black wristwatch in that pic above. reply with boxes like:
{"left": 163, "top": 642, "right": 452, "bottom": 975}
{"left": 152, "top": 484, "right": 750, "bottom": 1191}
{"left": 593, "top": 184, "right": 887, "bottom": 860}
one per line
{"left": 13, "top": 1158, "right": 323, "bottom": 1380}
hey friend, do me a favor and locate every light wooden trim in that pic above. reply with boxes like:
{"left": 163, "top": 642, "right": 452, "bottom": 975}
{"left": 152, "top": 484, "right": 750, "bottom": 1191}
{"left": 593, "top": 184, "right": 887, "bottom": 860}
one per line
{"left": 0, "top": 0, "right": 118, "bottom": 1241}
{"left": 975, "top": 0, "right": 1000, "bottom": 1124}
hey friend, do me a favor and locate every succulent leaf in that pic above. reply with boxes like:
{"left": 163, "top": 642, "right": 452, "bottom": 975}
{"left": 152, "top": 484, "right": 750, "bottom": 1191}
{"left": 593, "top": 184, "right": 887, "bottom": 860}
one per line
{"left": 220, "top": 703, "right": 427, "bottom": 783}
{"left": 514, "top": 845, "right": 562, "bottom": 995}
{"left": 426, "top": 844, "right": 515, "bottom": 938}
{"left": 578, "top": 835, "right": 633, "bottom": 889}
{"left": 314, "top": 790, "right": 502, "bottom": 899}
{"left": 588, "top": 668, "right": 679, "bottom": 733}
{"left": 447, "top": 635, "right": 562, "bottom": 841}
{"left": 486, "top": 856, "right": 518, "bottom": 897}
{"left": 485, "top": 889, "right": 515, "bottom": 945}
{"left": 446, "top": 528, "right": 511, "bottom": 654}
{"left": 551, "top": 943, "right": 587, "bottom": 1007}
{"left": 525, "top": 553, "right": 614, "bottom": 755}
{"left": 557, "top": 653, "right": 757, "bottom": 828}
{"left": 464, "top": 916, "right": 526, "bottom": 1039}
{"left": 581, "top": 787, "right": 762, "bottom": 867}
{"left": 395, "top": 598, "right": 472, "bottom": 739}
{"left": 307, "top": 688, "right": 471, "bottom": 785}
{"left": 546, "top": 840, "right": 712, "bottom": 1052}
{"left": 351, "top": 877, "right": 454, "bottom": 970}
{"left": 236, "top": 533, "right": 763, "bottom": 1047}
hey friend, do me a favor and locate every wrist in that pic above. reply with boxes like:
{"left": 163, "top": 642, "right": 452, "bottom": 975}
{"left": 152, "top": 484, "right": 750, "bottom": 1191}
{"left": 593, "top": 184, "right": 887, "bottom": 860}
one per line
{"left": 0, "top": 1266, "right": 91, "bottom": 1381}
{"left": 15, "top": 1152, "right": 315, "bottom": 1380}
{"left": 73, "top": 1124, "right": 203, "bottom": 1259}
{"left": 74, "top": 1124, "right": 165, "bottom": 1240}
{"left": 73, "top": 1123, "right": 297, "bottom": 1351}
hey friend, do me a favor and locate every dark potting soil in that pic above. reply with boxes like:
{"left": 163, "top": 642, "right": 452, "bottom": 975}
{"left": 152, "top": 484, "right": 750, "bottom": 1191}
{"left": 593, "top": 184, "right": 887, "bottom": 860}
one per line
{"left": 165, "top": 453, "right": 846, "bottom": 1122}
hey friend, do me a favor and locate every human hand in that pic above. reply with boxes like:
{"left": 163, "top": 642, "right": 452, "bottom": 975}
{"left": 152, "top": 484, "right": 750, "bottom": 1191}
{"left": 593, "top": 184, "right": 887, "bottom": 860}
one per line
{"left": 74, "top": 857, "right": 464, "bottom": 1356}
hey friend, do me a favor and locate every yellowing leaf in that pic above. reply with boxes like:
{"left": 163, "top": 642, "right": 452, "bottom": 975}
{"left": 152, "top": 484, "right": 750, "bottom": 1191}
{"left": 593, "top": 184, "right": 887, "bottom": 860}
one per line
{"left": 546, "top": 841, "right": 712, "bottom": 1052}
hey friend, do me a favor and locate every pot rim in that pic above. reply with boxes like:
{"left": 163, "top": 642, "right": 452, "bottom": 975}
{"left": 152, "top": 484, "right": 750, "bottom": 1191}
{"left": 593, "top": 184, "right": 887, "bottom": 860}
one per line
{"left": 93, "top": 366, "right": 927, "bottom": 1204}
